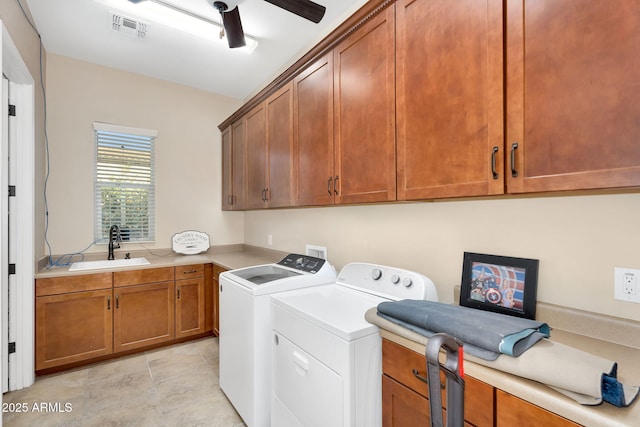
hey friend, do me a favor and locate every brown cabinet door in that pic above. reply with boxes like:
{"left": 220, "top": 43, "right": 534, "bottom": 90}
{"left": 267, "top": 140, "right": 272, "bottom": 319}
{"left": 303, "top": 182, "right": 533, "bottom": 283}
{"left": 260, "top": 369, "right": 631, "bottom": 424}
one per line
{"left": 293, "top": 53, "right": 335, "bottom": 206}
{"left": 382, "top": 339, "right": 494, "bottom": 427}
{"left": 266, "top": 82, "right": 294, "bottom": 208}
{"left": 113, "top": 282, "right": 175, "bottom": 352}
{"left": 396, "top": 0, "right": 504, "bottom": 200}
{"left": 506, "top": 0, "right": 640, "bottom": 193}
{"left": 212, "top": 264, "right": 226, "bottom": 336}
{"left": 221, "top": 126, "right": 233, "bottom": 210}
{"left": 496, "top": 390, "right": 580, "bottom": 427}
{"left": 245, "top": 103, "right": 268, "bottom": 209}
{"left": 334, "top": 6, "right": 396, "bottom": 204}
{"left": 204, "top": 264, "right": 214, "bottom": 333}
{"left": 383, "top": 374, "right": 432, "bottom": 427}
{"left": 175, "top": 278, "right": 205, "bottom": 338}
{"left": 231, "top": 118, "right": 246, "bottom": 209}
{"left": 36, "top": 289, "right": 113, "bottom": 370}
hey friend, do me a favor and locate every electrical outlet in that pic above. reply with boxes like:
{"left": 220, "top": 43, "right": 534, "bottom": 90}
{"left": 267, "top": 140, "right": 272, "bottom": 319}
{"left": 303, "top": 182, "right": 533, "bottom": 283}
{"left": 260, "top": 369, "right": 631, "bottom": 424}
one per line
{"left": 614, "top": 268, "right": 640, "bottom": 303}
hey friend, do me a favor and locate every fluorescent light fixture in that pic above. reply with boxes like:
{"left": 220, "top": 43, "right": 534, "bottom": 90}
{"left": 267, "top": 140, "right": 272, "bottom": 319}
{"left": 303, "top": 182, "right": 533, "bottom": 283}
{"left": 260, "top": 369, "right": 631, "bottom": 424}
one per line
{"left": 101, "top": 0, "right": 258, "bottom": 53}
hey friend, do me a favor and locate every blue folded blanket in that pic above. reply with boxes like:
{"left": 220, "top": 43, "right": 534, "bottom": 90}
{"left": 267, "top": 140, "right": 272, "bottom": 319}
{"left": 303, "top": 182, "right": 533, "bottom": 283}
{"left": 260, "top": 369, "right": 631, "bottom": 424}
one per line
{"left": 377, "top": 300, "right": 550, "bottom": 361}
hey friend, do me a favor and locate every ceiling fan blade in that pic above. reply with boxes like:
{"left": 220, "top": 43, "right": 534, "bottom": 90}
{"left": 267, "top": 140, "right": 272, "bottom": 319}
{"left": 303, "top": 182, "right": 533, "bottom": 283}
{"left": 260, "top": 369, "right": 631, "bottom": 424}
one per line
{"left": 221, "top": 6, "right": 246, "bottom": 48}
{"left": 264, "top": 0, "right": 326, "bottom": 24}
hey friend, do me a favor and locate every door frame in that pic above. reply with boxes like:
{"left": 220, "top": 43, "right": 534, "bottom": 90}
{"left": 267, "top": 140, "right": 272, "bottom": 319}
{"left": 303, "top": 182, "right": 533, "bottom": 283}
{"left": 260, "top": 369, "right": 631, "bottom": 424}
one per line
{"left": 1, "top": 22, "right": 36, "bottom": 392}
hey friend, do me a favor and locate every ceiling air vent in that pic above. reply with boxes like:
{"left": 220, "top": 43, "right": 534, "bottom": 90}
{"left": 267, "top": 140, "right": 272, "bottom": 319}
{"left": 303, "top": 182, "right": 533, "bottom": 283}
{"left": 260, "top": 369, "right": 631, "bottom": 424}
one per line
{"left": 111, "top": 12, "right": 149, "bottom": 39}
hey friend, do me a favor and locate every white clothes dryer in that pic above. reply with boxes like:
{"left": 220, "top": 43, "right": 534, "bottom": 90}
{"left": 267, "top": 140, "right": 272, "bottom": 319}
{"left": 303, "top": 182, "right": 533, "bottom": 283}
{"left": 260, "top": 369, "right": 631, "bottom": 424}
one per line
{"left": 270, "top": 262, "right": 438, "bottom": 427}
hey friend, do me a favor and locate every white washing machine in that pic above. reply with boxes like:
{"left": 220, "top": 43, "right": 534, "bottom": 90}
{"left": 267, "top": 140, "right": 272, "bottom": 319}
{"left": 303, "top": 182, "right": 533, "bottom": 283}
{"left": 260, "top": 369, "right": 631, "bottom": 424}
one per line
{"left": 270, "top": 262, "right": 438, "bottom": 427}
{"left": 219, "top": 254, "right": 336, "bottom": 427}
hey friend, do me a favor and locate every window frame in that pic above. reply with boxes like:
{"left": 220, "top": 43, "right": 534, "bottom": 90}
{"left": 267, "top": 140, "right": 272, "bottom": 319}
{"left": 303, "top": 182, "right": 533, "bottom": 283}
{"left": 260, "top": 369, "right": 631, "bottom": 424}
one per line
{"left": 93, "top": 122, "right": 157, "bottom": 244}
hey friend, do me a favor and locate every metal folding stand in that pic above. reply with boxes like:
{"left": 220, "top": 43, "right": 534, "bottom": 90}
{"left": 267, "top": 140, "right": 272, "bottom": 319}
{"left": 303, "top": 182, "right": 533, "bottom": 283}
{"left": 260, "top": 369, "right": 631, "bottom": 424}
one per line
{"left": 425, "top": 333, "right": 465, "bottom": 427}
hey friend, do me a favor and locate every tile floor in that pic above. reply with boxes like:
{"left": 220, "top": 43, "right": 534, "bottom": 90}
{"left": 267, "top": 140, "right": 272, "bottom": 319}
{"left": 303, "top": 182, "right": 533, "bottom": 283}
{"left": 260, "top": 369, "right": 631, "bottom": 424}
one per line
{"left": 2, "top": 337, "right": 246, "bottom": 427}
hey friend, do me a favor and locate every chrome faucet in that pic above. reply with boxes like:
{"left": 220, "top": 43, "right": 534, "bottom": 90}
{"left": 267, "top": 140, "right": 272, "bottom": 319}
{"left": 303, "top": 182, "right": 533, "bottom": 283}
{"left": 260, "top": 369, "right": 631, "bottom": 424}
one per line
{"left": 108, "top": 225, "right": 121, "bottom": 260}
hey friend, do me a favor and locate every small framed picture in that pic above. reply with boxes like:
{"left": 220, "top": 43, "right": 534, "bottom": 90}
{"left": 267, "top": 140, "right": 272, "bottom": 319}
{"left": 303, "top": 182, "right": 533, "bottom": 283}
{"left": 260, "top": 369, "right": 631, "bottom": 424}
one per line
{"left": 460, "top": 252, "right": 539, "bottom": 320}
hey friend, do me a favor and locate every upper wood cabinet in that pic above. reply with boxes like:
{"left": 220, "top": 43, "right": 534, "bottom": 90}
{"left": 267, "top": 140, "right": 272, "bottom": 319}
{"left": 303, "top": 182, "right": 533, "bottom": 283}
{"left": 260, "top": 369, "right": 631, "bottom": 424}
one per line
{"left": 245, "top": 83, "right": 294, "bottom": 209}
{"left": 245, "top": 103, "right": 268, "bottom": 209}
{"left": 221, "top": 0, "right": 640, "bottom": 207}
{"left": 221, "top": 119, "right": 246, "bottom": 211}
{"left": 293, "top": 7, "right": 396, "bottom": 207}
{"left": 221, "top": 126, "right": 233, "bottom": 210}
{"left": 266, "top": 83, "right": 294, "bottom": 208}
{"left": 333, "top": 5, "right": 397, "bottom": 204}
{"left": 505, "top": 0, "right": 640, "bottom": 193}
{"left": 396, "top": 0, "right": 504, "bottom": 200}
{"left": 293, "top": 53, "right": 335, "bottom": 206}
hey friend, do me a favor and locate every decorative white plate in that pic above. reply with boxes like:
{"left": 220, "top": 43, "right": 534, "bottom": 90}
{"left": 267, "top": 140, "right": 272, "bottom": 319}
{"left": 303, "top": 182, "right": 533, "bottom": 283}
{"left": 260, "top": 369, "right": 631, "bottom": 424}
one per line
{"left": 172, "top": 230, "right": 210, "bottom": 255}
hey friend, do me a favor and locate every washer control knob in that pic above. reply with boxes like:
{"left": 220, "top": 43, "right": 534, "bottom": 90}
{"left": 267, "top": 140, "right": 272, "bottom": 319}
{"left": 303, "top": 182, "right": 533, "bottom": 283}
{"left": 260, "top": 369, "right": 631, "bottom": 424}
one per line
{"left": 402, "top": 277, "right": 413, "bottom": 288}
{"left": 372, "top": 269, "right": 382, "bottom": 280}
{"left": 391, "top": 274, "right": 400, "bottom": 284}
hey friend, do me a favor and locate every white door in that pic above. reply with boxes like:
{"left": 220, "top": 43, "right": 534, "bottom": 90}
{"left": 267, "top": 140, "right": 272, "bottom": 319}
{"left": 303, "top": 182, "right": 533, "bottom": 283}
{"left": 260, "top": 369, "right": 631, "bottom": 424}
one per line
{"left": 1, "top": 76, "right": 18, "bottom": 393}
{"left": 1, "top": 76, "right": 9, "bottom": 393}
{"left": 1, "top": 23, "right": 36, "bottom": 394}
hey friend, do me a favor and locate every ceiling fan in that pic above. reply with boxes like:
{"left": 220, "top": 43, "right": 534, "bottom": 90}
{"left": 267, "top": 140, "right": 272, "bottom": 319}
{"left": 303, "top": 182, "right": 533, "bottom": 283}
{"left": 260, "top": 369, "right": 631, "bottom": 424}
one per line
{"left": 211, "top": 0, "right": 327, "bottom": 48}
{"left": 128, "top": 0, "right": 327, "bottom": 49}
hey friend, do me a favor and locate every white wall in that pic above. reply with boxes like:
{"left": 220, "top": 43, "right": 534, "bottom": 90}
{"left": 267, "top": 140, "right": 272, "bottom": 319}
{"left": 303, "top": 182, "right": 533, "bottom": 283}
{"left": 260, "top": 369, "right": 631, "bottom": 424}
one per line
{"left": 245, "top": 192, "right": 640, "bottom": 322}
{"left": 44, "top": 54, "right": 244, "bottom": 256}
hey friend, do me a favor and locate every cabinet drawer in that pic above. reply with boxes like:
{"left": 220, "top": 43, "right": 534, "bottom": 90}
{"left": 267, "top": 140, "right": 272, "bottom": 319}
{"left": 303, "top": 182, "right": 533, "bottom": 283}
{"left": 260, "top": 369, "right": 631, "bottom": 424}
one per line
{"left": 36, "top": 273, "right": 112, "bottom": 297}
{"left": 496, "top": 390, "right": 581, "bottom": 427}
{"left": 113, "top": 267, "right": 174, "bottom": 287}
{"left": 175, "top": 264, "right": 204, "bottom": 279}
{"left": 382, "top": 339, "right": 494, "bottom": 427}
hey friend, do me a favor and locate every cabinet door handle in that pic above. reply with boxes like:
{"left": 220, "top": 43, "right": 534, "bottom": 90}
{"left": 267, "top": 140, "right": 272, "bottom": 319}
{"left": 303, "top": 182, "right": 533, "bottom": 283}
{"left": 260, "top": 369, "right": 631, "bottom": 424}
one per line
{"left": 177, "top": 286, "right": 181, "bottom": 299}
{"left": 491, "top": 146, "right": 499, "bottom": 180}
{"left": 412, "top": 368, "right": 429, "bottom": 384}
{"left": 182, "top": 269, "right": 197, "bottom": 274}
{"left": 333, "top": 176, "right": 339, "bottom": 195}
{"left": 116, "top": 294, "right": 119, "bottom": 309}
{"left": 107, "top": 295, "right": 111, "bottom": 310}
{"left": 412, "top": 369, "right": 445, "bottom": 389}
{"left": 327, "top": 177, "right": 333, "bottom": 196}
{"left": 510, "top": 142, "right": 519, "bottom": 178}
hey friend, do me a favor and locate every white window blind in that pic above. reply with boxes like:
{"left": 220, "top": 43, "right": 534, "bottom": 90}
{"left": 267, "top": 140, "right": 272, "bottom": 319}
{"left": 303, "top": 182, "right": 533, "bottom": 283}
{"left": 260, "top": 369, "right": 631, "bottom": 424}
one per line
{"left": 94, "top": 122, "right": 157, "bottom": 243}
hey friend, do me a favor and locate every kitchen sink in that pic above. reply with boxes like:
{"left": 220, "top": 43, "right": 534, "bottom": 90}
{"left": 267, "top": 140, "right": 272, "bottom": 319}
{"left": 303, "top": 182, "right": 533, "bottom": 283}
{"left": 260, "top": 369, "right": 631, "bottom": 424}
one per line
{"left": 69, "top": 257, "right": 150, "bottom": 271}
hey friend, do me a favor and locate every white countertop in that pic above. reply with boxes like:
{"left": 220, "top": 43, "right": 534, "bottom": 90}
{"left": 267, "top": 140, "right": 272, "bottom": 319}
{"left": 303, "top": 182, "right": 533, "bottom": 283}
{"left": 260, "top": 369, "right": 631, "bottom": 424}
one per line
{"left": 366, "top": 308, "right": 640, "bottom": 427}
{"left": 35, "top": 244, "right": 287, "bottom": 278}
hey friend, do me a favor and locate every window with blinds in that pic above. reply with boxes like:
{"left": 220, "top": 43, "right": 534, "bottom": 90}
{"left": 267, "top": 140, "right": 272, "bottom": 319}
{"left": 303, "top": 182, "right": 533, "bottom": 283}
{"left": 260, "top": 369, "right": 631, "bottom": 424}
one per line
{"left": 94, "top": 122, "right": 157, "bottom": 243}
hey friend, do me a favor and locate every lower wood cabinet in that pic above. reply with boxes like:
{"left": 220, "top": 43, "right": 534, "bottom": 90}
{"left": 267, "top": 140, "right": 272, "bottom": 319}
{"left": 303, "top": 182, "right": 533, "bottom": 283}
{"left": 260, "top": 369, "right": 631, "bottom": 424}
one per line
{"left": 382, "top": 338, "right": 493, "bottom": 427}
{"left": 113, "top": 281, "right": 175, "bottom": 353}
{"left": 35, "top": 287, "right": 113, "bottom": 371}
{"left": 496, "top": 390, "right": 580, "bottom": 427}
{"left": 212, "top": 264, "right": 227, "bottom": 336}
{"left": 175, "top": 264, "right": 206, "bottom": 339}
{"left": 36, "top": 264, "right": 215, "bottom": 372}
{"left": 383, "top": 374, "right": 434, "bottom": 427}
{"left": 382, "top": 338, "right": 582, "bottom": 427}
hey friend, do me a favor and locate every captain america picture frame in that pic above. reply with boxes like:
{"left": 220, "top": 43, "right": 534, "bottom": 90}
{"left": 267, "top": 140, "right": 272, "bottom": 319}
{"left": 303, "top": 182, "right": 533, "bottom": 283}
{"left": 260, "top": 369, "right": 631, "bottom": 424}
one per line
{"left": 460, "top": 252, "right": 539, "bottom": 320}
